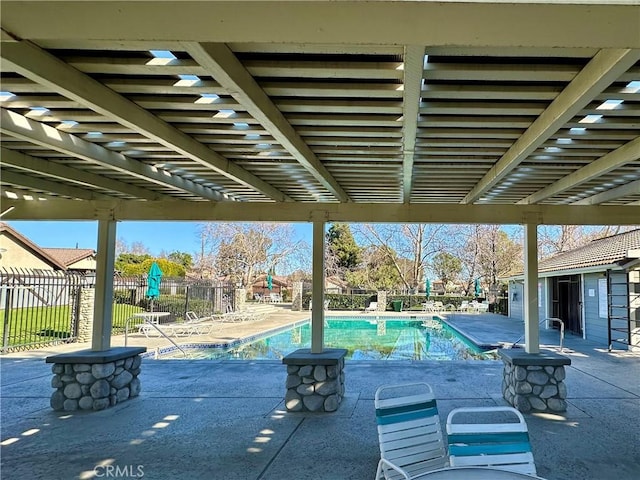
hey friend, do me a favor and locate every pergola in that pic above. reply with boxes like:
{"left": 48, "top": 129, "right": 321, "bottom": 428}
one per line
{"left": 1, "top": 1, "right": 639, "bottom": 356}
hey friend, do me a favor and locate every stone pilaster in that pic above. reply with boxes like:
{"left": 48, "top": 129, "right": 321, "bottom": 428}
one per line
{"left": 291, "top": 281, "right": 303, "bottom": 311}
{"left": 235, "top": 288, "right": 246, "bottom": 311}
{"left": 376, "top": 291, "right": 387, "bottom": 311}
{"left": 283, "top": 348, "right": 347, "bottom": 412}
{"left": 46, "top": 347, "right": 146, "bottom": 412}
{"left": 499, "top": 349, "right": 571, "bottom": 413}
{"left": 77, "top": 288, "right": 94, "bottom": 343}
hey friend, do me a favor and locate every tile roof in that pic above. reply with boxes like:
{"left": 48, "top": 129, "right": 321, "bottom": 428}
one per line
{"left": 41, "top": 248, "right": 95, "bottom": 268}
{"left": 539, "top": 229, "right": 640, "bottom": 273}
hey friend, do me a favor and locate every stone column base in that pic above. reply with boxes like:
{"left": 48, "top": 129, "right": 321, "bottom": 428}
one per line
{"left": 499, "top": 349, "right": 571, "bottom": 413}
{"left": 46, "top": 347, "right": 146, "bottom": 412}
{"left": 282, "top": 348, "right": 347, "bottom": 412}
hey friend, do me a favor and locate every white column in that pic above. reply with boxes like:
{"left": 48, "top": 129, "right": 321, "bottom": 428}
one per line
{"left": 311, "top": 221, "right": 325, "bottom": 353}
{"left": 92, "top": 219, "right": 117, "bottom": 351}
{"left": 524, "top": 223, "right": 540, "bottom": 354}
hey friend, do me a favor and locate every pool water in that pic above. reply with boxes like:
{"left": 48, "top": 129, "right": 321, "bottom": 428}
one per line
{"left": 161, "top": 317, "right": 497, "bottom": 361}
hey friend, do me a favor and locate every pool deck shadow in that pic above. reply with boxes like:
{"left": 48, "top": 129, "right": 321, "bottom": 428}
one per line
{"left": 1, "top": 309, "right": 639, "bottom": 480}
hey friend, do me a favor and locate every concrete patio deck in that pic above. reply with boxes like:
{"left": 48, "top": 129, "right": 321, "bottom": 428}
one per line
{"left": 1, "top": 311, "right": 638, "bottom": 480}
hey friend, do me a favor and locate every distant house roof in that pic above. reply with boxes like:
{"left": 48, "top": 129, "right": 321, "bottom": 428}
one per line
{"left": 42, "top": 248, "right": 95, "bottom": 268}
{"left": 252, "top": 274, "right": 288, "bottom": 287}
{"left": 0, "top": 222, "right": 67, "bottom": 270}
{"left": 538, "top": 229, "right": 640, "bottom": 274}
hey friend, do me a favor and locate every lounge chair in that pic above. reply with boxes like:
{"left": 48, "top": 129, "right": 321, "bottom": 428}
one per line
{"left": 364, "top": 301, "right": 378, "bottom": 313}
{"left": 422, "top": 302, "right": 435, "bottom": 313}
{"left": 458, "top": 301, "right": 470, "bottom": 312}
{"left": 309, "top": 299, "right": 331, "bottom": 310}
{"left": 475, "top": 302, "right": 490, "bottom": 313}
{"left": 446, "top": 406, "right": 537, "bottom": 475}
{"left": 181, "top": 311, "right": 221, "bottom": 335}
{"left": 269, "top": 292, "right": 283, "bottom": 303}
{"left": 374, "top": 382, "right": 448, "bottom": 479}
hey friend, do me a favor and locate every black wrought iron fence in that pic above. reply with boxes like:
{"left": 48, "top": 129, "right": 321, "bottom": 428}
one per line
{"left": 1, "top": 268, "right": 236, "bottom": 352}
{"left": 112, "top": 275, "right": 235, "bottom": 333}
{"left": 0, "top": 267, "right": 84, "bottom": 352}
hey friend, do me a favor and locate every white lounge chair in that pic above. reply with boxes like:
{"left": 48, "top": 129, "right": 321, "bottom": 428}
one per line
{"left": 446, "top": 406, "right": 537, "bottom": 475}
{"left": 309, "top": 299, "right": 331, "bottom": 310}
{"left": 364, "top": 301, "right": 378, "bottom": 313}
{"left": 475, "top": 302, "right": 490, "bottom": 313}
{"left": 422, "top": 302, "right": 435, "bottom": 313}
{"left": 181, "top": 311, "right": 221, "bottom": 335}
{"left": 269, "top": 292, "right": 283, "bottom": 303}
{"left": 375, "top": 383, "right": 447, "bottom": 479}
{"left": 458, "top": 301, "right": 470, "bottom": 312}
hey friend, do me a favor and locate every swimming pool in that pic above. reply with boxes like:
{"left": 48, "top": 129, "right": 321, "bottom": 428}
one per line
{"left": 157, "top": 316, "right": 497, "bottom": 361}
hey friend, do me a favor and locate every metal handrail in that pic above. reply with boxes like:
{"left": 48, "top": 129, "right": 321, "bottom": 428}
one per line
{"left": 124, "top": 316, "right": 187, "bottom": 357}
{"left": 546, "top": 317, "right": 565, "bottom": 353}
{"left": 509, "top": 317, "right": 564, "bottom": 352}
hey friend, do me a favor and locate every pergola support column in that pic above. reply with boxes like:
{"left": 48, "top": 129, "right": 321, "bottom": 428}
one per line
{"left": 524, "top": 223, "right": 540, "bottom": 354}
{"left": 311, "top": 221, "right": 325, "bottom": 353}
{"left": 92, "top": 219, "right": 117, "bottom": 351}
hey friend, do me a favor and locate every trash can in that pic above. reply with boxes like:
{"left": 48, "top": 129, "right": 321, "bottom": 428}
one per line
{"left": 392, "top": 300, "right": 403, "bottom": 312}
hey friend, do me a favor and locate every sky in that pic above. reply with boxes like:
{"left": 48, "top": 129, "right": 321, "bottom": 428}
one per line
{"left": 5, "top": 220, "right": 314, "bottom": 256}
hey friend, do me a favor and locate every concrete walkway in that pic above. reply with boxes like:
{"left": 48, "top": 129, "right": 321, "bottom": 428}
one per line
{"left": 1, "top": 311, "right": 638, "bottom": 480}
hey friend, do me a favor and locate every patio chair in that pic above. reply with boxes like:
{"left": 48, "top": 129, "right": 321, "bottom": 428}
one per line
{"left": 475, "top": 302, "right": 489, "bottom": 313}
{"left": 364, "top": 301, "right": 378, "bottom": 313}
{"left": 458, "top": 301, "right": 470, "bottom": 312}
{"left": 181, "top": 311, "right": 221, "bottom": 336}
{"left": 270, "top": 292, "right": 283, "bottom": 303}
{"left": 422, "top": 302, "right": 435, "bottom": 313}
{"left": 446, "top": 406, "right": 537, "bottom": 475}
{"left": 374, "top": 382, "right": 448, "bottom": 479}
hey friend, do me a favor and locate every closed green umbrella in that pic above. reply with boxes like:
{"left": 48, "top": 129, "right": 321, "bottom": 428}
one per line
{"left": 425, "top": 278, "right": 431, "bottom": 298}
{"left": 474, "top": 278, "right": 482, "bottom": 297}
{"left": 266, "top": 273, "right": 273, "bottom": 290}
{"left": 146, "top": 262, "right": 163, "bottom": 310}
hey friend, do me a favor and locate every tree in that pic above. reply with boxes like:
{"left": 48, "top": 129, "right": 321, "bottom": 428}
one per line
{"left": 353, "top": 224, "right": 449, "bottom": 292}
{"left": 165, "top": 251, "right": 193, "bottom": 270}
{"left": 326, "top": 223, "right": 361, "bottom": 276}
{"left": 345, "top": 245, "right": 402, "bottom": 291}
{"left": 200, "top": 222, "right": 309, "bottom": 290}
{"left": 117, "top": 257, "right": 186, "bottom": 277}
{"left": 432, "top": 251, "right": 462, "bottom": 287}
{"left": 115, "top": 252, "right": 152, "bottom": 273}
{"left": 193, "top": 223, "right": 218, "bottom": 279}
{"left": 451, "top": 225, "right": 522, "bottom": 296}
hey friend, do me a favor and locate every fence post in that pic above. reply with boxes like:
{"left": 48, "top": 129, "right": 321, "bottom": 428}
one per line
{"left": 2, "top": 287, "right": 13, "bottom": 352}
{"left": 77, "top": 288, "right": 95, "bottom": 343}
{"left": 184, "top": 284, "right": 191, "bottom": 316}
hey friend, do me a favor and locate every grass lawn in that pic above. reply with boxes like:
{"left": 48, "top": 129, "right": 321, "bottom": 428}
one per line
{"left": 0, "top": 304, "right": 144, "bottom": 349}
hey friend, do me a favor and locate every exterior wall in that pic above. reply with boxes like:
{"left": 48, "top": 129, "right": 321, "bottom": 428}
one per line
{"left": 508, "top": 281, "right": 524, "bottom": 321}
{"left": 582, "top": 273, "right": 608, "bottom": 344}
{"left": 68, "top": 257, "right": 96, "bottom": 270}
{"left": 0, "top": 235, "right": 53, "bottom": 270}
{"left": 538, "top": 279, "right": 547, "bottom": 321}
